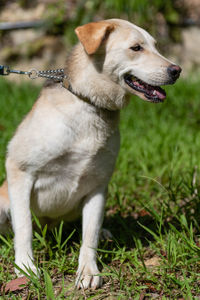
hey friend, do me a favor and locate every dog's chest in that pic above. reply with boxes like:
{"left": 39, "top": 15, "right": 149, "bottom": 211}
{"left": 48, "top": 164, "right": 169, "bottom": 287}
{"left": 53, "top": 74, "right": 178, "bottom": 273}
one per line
{"left": 32, "top": 105, "right": 120, "bottom": 218}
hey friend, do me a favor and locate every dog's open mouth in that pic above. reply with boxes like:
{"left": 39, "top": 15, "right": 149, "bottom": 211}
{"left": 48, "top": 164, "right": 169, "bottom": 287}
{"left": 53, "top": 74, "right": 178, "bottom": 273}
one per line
{"left": 124, "top": 74, "right": 166, "bottom": 103}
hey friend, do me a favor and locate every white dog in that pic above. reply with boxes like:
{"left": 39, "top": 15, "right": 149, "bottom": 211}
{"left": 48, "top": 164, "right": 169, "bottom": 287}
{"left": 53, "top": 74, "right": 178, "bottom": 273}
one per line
{"left": 0, "top": 19, "right": 181, "bottom": 289}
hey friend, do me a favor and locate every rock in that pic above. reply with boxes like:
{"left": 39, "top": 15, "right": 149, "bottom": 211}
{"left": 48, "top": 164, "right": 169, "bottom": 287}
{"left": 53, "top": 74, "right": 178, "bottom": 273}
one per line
{"left": 169, "top": 26, "right": 200, "bottom": 74}
{"left": 0, "top": 2, "right": 45, "bottom": 22}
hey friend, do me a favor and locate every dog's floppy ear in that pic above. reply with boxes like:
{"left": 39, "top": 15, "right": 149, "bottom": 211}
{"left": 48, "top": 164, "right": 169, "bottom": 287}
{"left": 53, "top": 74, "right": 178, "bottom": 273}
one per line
{"left": 75, "top": 21, "right": 115, "bottom": 55}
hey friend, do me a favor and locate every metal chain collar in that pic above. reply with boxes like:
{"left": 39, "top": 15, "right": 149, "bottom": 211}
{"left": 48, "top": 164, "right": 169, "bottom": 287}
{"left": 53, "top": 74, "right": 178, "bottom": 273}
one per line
{"left": 0, "top": 65, "right": 67, "bottom": 82}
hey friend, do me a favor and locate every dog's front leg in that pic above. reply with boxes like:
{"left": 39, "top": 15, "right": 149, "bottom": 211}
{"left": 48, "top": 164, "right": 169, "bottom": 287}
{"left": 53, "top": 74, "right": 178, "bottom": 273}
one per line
{"left": 6, "top": 158, "right": 36, "bottom": 276}
{"left": 76, "top": 186, "right": 106, "bottom": 289}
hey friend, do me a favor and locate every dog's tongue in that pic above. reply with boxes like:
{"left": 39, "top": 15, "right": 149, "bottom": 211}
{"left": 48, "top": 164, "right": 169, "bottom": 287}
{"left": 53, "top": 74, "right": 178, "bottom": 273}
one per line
{"left": 153, "top": 87, "right": 166, "bottom": 100}
{"left": 133, "top": 79, "right": 166, "bottom": 100}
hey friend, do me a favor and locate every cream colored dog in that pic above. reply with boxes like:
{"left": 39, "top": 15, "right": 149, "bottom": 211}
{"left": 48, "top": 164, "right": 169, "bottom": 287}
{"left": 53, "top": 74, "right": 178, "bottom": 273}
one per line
{"left": 0, "top": 19, "right": 181, "bottom": 289}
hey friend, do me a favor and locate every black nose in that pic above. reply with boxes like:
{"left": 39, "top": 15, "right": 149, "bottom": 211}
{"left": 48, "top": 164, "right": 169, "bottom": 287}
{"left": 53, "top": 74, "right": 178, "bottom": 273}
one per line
{"left": 167, "top": 64, "right": 182, "bottom": 81}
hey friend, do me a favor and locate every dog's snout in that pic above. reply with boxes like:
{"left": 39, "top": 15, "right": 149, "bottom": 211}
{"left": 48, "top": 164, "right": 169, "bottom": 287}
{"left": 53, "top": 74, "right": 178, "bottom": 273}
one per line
{"left": 167, "top": 64, "right": 182, "bottom": 80}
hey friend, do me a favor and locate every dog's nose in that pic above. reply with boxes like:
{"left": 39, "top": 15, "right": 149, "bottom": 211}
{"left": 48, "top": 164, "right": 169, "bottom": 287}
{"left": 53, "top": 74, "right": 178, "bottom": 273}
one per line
{"left": 167, "top": 64, "right": 182, "bottom": 80}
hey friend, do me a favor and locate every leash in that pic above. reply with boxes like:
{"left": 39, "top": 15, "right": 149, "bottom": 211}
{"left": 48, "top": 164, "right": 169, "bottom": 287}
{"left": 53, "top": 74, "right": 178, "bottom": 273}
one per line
{"left": 0, "top": 65, "right": 67, "bottom": 82}
{"left": 0, "top": 64, "right": 92, "bottom": 105}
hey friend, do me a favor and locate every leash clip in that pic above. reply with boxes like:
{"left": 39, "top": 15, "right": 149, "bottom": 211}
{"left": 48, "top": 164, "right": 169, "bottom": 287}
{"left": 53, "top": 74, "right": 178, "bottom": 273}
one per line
{"left": 0, "top": 65, "right": 10, "bottom": 76}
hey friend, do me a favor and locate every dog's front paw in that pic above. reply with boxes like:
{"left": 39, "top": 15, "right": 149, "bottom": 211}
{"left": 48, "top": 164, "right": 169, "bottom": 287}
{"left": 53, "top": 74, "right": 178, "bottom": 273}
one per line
{"left": 76, "top": 265, "right": 102, "bottom": 289}
{"left": 15, "top": 260, "right": 39, "bottom": 277}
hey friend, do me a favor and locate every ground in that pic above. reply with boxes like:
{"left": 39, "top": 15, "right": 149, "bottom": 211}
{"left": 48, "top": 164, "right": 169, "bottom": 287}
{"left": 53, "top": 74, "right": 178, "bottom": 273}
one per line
{"left": 0, "top": 75, "right": 200, "bottom": 299}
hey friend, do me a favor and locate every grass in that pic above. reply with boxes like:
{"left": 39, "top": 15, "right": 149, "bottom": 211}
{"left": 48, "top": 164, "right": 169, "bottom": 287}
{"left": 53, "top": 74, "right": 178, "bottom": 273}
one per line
{"left": 0, "top": 75, "right": 200, "bottom": 298}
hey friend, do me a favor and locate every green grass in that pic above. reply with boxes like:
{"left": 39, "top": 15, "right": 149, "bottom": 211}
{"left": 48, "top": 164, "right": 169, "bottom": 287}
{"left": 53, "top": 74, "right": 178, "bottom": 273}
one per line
{"left": 0, "top": 76, "right": 200, "bottom": 299}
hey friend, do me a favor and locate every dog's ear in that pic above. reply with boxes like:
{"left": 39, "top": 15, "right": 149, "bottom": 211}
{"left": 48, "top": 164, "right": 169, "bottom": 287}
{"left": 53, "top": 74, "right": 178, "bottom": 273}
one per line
{"left": 75, "top": 21, "right": 115, "bottom": 55}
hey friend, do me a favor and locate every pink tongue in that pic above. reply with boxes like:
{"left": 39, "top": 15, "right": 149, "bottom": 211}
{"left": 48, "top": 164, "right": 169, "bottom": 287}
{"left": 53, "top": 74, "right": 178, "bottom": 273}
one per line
{"left": 133, "top": 81, "right": 142, "bottom": 87}
{"left": 133, "top": 80, "right": 166, "bottom": 100}
{"left": 155, "top": 89, "right": 165, "bottom": 100}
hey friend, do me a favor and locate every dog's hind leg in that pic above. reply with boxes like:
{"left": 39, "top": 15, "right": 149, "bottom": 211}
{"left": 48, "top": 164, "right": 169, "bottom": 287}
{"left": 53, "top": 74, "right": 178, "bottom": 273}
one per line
{"left": 0, "top": 180, "right": 11, "bottom": 234}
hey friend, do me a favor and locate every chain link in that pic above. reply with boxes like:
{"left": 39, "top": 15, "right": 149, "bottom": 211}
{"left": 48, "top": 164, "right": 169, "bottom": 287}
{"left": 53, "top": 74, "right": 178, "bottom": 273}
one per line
{"left": 29, "top": 68, "right": 67, "bottom": 81}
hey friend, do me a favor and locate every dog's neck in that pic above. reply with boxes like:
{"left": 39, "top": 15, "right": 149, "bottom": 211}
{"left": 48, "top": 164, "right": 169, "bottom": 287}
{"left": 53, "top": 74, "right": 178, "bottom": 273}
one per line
{"left": 64, "top": 43, "right": 127, "bottom": 111}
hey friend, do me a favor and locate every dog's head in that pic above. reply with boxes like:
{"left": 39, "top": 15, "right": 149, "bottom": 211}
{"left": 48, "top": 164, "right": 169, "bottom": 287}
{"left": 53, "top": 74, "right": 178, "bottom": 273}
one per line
{"left": 75, "top": 19, "right": 181, "bottom": 104}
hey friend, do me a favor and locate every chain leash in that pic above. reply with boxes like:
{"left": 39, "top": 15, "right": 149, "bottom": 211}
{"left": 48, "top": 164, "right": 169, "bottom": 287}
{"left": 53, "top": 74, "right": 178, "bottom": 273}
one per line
{"left": 0, "top": 65, "right": 67, "bottom": 82}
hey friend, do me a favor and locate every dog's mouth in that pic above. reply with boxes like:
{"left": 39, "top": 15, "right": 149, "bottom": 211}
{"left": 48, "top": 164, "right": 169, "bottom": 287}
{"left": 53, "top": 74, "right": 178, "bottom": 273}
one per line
{"left": 124, "top": 74, "right": 166, "bottom": 103}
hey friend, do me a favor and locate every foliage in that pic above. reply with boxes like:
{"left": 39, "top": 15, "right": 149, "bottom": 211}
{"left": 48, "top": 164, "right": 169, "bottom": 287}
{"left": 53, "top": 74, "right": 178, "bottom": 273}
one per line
{"left": 45, "top": 0, "right": 181, "bottom": 43}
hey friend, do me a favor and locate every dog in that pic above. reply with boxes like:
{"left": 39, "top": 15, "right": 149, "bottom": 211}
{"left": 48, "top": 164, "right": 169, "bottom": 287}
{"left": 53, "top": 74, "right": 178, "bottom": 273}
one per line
{"left": 0, "top": 19, "right": 181, "bottom": 289}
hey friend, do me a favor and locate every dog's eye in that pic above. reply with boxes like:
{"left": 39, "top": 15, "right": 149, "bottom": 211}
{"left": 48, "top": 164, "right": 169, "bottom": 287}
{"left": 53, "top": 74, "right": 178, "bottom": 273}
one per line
{"left": 130, "top": 44, "right": 143, "bottom": 51}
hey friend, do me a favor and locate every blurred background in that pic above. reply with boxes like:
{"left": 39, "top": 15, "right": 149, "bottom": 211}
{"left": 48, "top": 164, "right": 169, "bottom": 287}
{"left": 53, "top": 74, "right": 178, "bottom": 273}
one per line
{"left": 0, "top": 0, "right": 200, "bottom": 81}
{"left": 1, "top": 4, "right": 200, "bottom": 298}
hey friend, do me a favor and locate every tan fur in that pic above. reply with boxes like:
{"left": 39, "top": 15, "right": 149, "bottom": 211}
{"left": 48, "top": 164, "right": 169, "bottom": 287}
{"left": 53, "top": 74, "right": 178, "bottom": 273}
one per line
{"left": 75, "top": 21, "right": 115, "bottom": 55}
{"left": 0, "top": 181, "right": 8, "bottom": 200}
{"left": 0, "top": 181, "right": 10, "bottom": 233}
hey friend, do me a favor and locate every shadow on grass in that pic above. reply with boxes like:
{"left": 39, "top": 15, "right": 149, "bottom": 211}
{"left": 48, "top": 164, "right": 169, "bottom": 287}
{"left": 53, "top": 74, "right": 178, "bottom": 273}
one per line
{"left": 104, "top": 212, "right": 157, "bottom": 248}
{"left": 38, "top": 191, "right": 200, "bottom": 254}
{"left": 38, "top": 212, "right": 157, "bottom": 256}
{"left": 104, "top": 194, "right": 200, "bottom": 246}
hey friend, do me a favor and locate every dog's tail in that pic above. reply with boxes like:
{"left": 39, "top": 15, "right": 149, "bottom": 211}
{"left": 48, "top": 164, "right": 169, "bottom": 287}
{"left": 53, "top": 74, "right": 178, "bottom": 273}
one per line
{"left": 0, "top": 180, "right": 11, "bottom": 234}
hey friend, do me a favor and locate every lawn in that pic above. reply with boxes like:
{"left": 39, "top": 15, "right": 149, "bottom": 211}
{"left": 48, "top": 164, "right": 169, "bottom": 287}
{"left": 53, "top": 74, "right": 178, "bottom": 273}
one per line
{"left": 0, "top": 75, "right": 200, "bottom": 299}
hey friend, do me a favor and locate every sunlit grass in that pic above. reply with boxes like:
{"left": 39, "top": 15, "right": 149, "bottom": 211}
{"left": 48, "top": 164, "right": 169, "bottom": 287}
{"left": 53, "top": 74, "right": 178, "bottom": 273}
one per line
{"left": 0, "top": 76, "right": 200, "bottom": 298}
